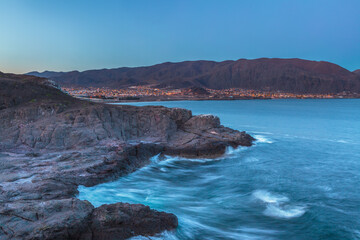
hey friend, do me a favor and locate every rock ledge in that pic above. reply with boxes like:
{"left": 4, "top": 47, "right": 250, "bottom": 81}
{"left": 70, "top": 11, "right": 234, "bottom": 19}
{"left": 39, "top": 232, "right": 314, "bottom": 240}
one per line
{"left": 0, "top": 74, "right": 254, "bottom": 239}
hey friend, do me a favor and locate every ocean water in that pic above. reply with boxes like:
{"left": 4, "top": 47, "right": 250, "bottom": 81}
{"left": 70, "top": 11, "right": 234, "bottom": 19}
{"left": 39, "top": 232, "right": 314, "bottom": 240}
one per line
{"left": 78, "top": 99, "right": 360, "bottom": 240}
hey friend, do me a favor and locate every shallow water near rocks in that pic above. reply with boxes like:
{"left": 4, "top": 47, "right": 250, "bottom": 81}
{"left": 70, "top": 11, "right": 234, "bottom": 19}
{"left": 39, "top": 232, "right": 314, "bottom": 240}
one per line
{"left": 78, "top": 99, "right": 360, "bottom": 240}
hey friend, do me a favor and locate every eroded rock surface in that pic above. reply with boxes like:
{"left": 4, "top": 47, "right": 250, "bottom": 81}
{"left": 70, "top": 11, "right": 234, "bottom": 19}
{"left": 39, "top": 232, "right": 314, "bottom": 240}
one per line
{"left": 83, "top": 203, "right": 178, "bottom": 240}
{"left": 0, "top": 73, "right": 254, "bottom": 239}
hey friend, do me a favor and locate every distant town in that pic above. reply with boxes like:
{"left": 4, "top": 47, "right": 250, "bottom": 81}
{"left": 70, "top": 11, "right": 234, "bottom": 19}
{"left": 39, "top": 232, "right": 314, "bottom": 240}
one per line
{"left": 62, "top": 86, "right": 358, "bottom": 102}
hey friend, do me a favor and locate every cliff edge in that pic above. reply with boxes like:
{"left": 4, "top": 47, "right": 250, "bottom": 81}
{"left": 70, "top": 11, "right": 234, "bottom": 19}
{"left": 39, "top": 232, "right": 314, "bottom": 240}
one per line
{"left": 0, "top": 73, "right": 254, "bottom": 239}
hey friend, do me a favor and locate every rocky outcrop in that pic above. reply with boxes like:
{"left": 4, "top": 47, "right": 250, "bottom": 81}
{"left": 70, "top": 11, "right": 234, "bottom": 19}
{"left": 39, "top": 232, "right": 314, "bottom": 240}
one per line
{"left": 0, "top": 73, "right": 254, "bottom": 239}
{"left": 83, "top": 203, "right": 178, "bottom": 240}
{"left": 0, "top": 199, "right": 93, "bottom": 240}
{"left": 0, "top": 72, "right": 74, "bottom": 110}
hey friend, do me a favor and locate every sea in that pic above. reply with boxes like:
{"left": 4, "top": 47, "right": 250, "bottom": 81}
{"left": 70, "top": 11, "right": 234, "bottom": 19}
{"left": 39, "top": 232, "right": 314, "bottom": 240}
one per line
{"left": 78, "top": 99, "right": 360, "bottom": 240}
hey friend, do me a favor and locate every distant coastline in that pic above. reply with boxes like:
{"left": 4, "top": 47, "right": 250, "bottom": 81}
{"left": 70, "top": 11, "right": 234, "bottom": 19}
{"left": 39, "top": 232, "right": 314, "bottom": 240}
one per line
{"left": 27, "top": 58, "right": 360, "bottom": 96}
{"left": 74, "top": 96, "right": 360, "bottom": 104}
{"left": 75, "top": 96, "right": 271, "bottom": 104}
{"left": 64, "top": 86, "right": 359, "bottom": 104}
{"left": 66, "top": 91, "right": 360, "bottom": 103}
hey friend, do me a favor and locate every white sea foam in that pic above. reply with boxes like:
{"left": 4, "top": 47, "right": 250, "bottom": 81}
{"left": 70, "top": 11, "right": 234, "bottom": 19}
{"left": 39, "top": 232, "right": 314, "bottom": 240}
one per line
{"left": 239, "top": 227, "right": 279, "bottom": 234}
{"left": 158, "top": 155, "right": 221, "bottom": 165}
{"left": 115, "top": 192, "right": 136, "bottom": 198}
{"left": 149, "top": 153, "right": 161, "bottom": 163}
{"left": 282, "top": 134, "right": 354, "bottom": 145}
{"left": 254, "top": 135, "right": 274, "bottom": 144}
{"left": 252, "top": 190, "right": 306, "bottom": 219}
{"left": 252, "top": 190, "right": 289, "bottom": 204}
{"left": 264, "top": 204, "right": 306, "bottom": 219}
{"left": 151, "top": 146, "right": 243, "bottom": 166}
{"left": 129, "top": 230, "right": 178, "bottom": 240}
{"left": 225, "top": 146, "right": 246, "bottom": 155}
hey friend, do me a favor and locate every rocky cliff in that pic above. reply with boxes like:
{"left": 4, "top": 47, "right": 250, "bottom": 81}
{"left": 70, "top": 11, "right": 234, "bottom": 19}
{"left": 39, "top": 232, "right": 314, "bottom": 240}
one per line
{"left": 0, "top": 73, "right": 254, "bottom": 239}
{"left": 27, "top": 58, "right": 360, "bottom": 94}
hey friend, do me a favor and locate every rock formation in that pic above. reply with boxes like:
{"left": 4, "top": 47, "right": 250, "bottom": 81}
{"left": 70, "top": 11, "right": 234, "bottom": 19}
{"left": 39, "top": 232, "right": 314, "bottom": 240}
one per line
{"left": 0, "top": 73, "right": 254, "bottom": 239}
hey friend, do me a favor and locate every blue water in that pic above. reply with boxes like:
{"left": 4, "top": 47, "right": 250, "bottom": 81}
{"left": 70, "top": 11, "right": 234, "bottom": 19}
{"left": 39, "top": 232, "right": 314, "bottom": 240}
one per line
{"left": 78, "top": 99, "right": 360, "bottom": 240}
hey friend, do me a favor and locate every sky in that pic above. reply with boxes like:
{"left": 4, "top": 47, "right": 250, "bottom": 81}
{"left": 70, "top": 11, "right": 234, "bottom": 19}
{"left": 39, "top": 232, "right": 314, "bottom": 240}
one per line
{"left": 0, "top": 0, "right": 359, "bottom": 74}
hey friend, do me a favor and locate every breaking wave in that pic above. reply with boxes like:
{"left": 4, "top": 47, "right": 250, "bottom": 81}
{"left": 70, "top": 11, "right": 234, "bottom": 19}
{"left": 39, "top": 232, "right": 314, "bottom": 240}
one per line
{"left": 252, "top": 190, "right": 306, "bottom": 219}
{"left": 254, "top": 135, "right": 274, "bottom": 144}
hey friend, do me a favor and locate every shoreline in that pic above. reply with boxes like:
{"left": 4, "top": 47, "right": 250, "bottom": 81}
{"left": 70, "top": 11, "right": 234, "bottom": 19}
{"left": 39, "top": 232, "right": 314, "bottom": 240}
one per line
{"left": 0, "top": 74, "right": 255, "bottom": 239}
{"left": 74, "top": 96, "right": 360, "bottom": 104}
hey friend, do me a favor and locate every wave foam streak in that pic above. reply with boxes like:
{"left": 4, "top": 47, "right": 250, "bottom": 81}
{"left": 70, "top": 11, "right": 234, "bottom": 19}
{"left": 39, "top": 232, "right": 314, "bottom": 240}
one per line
{"left": 252, "top": 190, "right": 306, "bottom": 219}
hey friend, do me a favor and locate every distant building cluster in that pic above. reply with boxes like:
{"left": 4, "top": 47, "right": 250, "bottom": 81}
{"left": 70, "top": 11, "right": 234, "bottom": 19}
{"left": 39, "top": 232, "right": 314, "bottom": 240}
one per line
{"left": 63, "top": 86, "right": 182, "bottom": 99}
{"left": 205, "top": 88, "right": 336, "bottom": 99}
{"left": 62, "top": 86, "right": 353, "bottom": 101}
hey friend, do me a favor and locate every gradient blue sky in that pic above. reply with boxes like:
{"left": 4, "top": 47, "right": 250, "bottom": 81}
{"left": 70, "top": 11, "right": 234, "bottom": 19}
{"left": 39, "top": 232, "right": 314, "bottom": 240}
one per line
{"left": 0, "top": 0, "right": 359, "bottom": 73}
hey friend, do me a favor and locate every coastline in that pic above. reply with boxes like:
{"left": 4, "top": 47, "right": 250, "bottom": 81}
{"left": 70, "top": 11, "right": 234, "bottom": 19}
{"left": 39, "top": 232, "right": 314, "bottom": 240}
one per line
{"left": 0, "top": 75, "right": 255, "bottom": 240}
{"left": 0, "top": 106, "right": 254, "bottom": 239}
{"left": 74, "top": 96, "right": 270, "bottom": 104}
{"left": 73, "top": 95, "right": 360, "bottom": 105}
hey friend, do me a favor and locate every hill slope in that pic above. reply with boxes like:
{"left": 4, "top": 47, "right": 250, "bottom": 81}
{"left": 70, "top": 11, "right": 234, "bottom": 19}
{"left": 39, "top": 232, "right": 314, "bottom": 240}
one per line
{"left": 27, "top": 58, "right": 360, "bottom": 94}
{"left": 26, "top": 70, "right": 66, "bottom": 78}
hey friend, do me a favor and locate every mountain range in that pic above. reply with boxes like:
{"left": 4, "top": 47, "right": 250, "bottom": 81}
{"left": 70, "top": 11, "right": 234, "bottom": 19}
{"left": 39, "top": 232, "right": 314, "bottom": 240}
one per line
{"left": 26, "top": 58, "right": 360, "bottom": 94}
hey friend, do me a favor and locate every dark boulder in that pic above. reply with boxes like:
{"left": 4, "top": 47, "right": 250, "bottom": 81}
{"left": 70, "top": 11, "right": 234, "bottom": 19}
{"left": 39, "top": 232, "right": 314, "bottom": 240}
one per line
{"left": 81, "top": 203, "right": 178, "bottom": 240}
